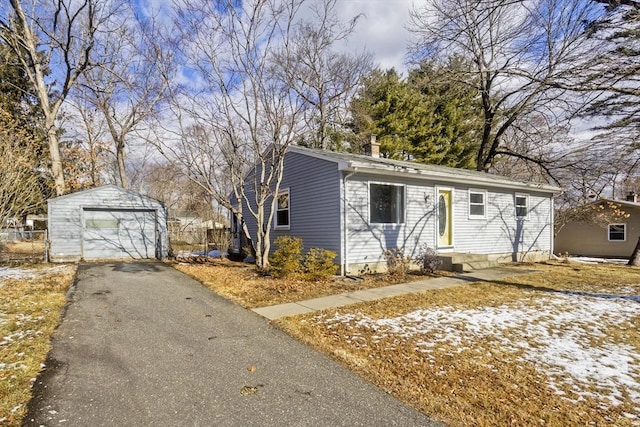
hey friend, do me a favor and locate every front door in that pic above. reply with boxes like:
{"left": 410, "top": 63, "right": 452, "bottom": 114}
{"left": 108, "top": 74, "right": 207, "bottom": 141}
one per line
{"left": 437, "top": 189, "right": 453, "bottom": 248}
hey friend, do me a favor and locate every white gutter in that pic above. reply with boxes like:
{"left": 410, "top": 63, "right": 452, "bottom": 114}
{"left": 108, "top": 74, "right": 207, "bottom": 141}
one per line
{"left": 341, "top": 169, "right": 357, "bottom": 276}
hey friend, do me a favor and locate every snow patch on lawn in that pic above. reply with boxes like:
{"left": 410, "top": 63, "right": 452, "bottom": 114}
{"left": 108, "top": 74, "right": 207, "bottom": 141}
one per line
{"left": 0, "top": 265, "right": 74, "bottom": 286}
{"left": 569, "top": 257, "right": 628, "bottom": 265}
{"left": 320, "top": 293, "right": 640, "bottom": 411}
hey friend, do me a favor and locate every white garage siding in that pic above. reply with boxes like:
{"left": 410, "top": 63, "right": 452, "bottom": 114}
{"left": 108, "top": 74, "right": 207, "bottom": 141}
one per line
{"left": 48, "top": 185, "right": 168, "bottom": 262}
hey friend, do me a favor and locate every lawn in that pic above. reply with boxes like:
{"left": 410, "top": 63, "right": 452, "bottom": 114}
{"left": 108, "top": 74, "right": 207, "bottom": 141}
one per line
{"left": 171, "top": 258, "right": 436, "bottom": 308}
{"left": 0, "top": 263, "right": 76, "bottom": 426}
{"left": 274, "top": 262, "right": 640, "bottom": 426}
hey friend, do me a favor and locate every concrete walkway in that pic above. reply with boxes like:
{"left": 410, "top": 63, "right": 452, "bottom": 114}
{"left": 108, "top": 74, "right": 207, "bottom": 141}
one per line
{"left": 253, "top": 266, "right": 534, "bottom": 320}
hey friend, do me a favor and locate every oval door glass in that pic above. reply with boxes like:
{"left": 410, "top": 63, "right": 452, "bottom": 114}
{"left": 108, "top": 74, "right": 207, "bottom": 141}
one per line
{"left": 438, "top": 194, "right": 447, "bottom": 236}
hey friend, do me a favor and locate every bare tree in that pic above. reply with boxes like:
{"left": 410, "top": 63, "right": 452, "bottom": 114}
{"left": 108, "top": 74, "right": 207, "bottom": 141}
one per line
{"left": 0, "top": 107, "right": 45, "bottom": 231}
{"left": 75, "top": 5, "right": 173, "bottom": 189}
{"left": 160, "top": 0, "right": 309, "bottom": 270}
{"left": 0, "top": 0, "right": 113, "bottom": 195}
{"left": 409, "top": 0, "right": 603, "bottom": 173}
{"left": 277, "top": 0, "right": 373, "bottom": 150}
{"left": 62, "top": 96, "right": 111, "bottom": 190}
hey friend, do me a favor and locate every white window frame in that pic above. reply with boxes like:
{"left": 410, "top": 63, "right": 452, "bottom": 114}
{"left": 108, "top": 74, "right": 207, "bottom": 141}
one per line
{"left": 368, "top": 182, "right": 406, "bottom": 224}
{"left": 608, "top": 223, "right": 626, "bottom": 242}
{"left": 274, "top": 188, "right": 290, "bottom": 230}
{"left": 515, "top": 193, "right": 529, "bottom": 219}
{"left": 468, "top": 189, "right": 487, "bottom": 219}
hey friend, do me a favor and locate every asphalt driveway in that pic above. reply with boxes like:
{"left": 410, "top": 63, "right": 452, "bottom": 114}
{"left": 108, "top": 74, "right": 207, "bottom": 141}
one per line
{"left": 24, "top": 261, "right": 440, "bottom": 426}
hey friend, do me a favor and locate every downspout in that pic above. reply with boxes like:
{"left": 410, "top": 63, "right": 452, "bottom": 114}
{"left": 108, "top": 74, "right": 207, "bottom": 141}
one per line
{"left": 550, "top": 196, "right": 555, "bottom": 259}
{"left": 342, "top": 169, "right": 357, "bottom": 276}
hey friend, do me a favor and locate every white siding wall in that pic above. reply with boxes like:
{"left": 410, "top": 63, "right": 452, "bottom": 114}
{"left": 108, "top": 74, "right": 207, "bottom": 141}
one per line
{"left": 346, "top": 174, "right": 436, "bottom": 269}
{"left": 48, "top": 185, "right": 168, "bottom": 262}
{"left": 452, "top": 187, "right": 552, "bottom": 257}
{"left": 346, "top": 174, "right": 553, "bottom": 271}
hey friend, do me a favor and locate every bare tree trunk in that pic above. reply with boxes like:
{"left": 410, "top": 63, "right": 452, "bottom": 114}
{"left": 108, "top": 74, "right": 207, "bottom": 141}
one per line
{"left": 45, "top": 118, "right": 67, "bottom": 196}
{"left": 1, "top": 0, "right": 105, "bottom": 196}
{"left": 628, "top": 236, "right": 640, "bottom": 266}
{"left": 116, "top": 142, "right": 128, "bottom": 189}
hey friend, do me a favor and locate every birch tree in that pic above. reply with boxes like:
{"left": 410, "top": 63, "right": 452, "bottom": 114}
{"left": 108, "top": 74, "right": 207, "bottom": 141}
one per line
{"left": 0, "top": 0, "right": 113, "bottom": 195}
{"left": 161, "top": 0, "right": 309, "bottom": 270}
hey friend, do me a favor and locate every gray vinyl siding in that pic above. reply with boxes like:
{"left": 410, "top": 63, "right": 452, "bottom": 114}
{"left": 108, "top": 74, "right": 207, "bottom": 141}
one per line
{"left": 345, "top": 175, "right": 553, "bottom": 269}
{"left": 48, "top": 185, "right": 168, "bottom": 262}
{"left": 346, "top": 174, "right": 436, "bottom": 268}
{"left": 452, "top": 188, "right": 552, "bottom": 256}
{"left": 242, "top": 151, "right": 342, "bottom": 258}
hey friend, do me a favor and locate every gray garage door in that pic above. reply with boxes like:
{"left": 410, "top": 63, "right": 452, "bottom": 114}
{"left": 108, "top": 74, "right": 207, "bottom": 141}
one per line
{"left": 82, "top": 209, "right": 156, "bottom": 260}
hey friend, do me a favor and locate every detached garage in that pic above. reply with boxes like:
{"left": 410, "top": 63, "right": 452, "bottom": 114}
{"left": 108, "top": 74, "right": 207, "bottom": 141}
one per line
{"left": 48, "top": 185, "right": 168, "bottom": 262}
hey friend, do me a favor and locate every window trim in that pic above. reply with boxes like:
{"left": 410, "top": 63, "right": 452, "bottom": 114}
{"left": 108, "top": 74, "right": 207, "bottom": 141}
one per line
{"left": 608, "top": 223, "right": 626, "bottom": 242}
{"left": 468, "top": 189, "right": 487, "bottom": 219}
{"left": 515, "top": 193, "right": 529, "bottom": 219}
{"left": 368, "top": 182, "right": 406, "bottom": 225}
{"left": 274, "top": 188, "right": 290, "bottom": 230}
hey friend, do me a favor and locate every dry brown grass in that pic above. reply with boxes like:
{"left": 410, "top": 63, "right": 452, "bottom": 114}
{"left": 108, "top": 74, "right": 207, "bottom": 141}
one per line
{"left": 171, "top": 259, "right": 441, "bottom": 308}
{"left": 3, "top": 241, "right": 46, "bottom": 254}
{"left": 0, "top": 264, "right": 76, "bottom": 426}
{"left": 276, "top": 261, "right": 640, "bottom": 427}
{"left": 0, "top": 241, "right": 46, "bottom": 263}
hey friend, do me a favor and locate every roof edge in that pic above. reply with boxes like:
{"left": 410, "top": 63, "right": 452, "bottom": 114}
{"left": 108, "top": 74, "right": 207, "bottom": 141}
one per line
{"left": 288, "top": 146, "right": 561, "bottom": 194}
{"left": 47, "top": 184, "right": 164, "bottom": 205}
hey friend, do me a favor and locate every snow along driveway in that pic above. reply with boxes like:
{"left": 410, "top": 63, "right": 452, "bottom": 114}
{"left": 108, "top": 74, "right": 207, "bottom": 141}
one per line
{"left": 317, "top": 288, "right": 640, "bottom": 420}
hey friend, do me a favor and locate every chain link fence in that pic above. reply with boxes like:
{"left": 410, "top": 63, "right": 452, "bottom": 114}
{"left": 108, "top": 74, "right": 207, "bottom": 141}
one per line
{"left": 0, "top": 229, "right": 47, "bottom": 262}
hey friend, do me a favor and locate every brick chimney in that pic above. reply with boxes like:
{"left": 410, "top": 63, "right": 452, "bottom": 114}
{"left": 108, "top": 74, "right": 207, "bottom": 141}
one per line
{"left": 364, "top": 134, "right": 380, "bottom": 158}
{"left": 626, "top": 191, "right": 638, "bottom": 203}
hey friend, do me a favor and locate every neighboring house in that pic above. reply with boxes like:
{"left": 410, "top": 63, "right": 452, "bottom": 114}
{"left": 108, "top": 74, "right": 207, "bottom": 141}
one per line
{"left": 48, "top": 185, "right": 168, "bottom": 262}
{"left": 232, "top": 144, "right": 560, "bottom": 274}
{"left": 554, "top": 196, "right": 640, "bottom": 258}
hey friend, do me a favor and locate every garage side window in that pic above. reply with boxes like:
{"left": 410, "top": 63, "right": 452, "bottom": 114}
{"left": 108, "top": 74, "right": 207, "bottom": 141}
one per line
{"left": 609, "top": 224, "right": 626, "bottom": 241}
{"left": 86, "top": 219, "right": 119, "bottom": 229}
{"left": 370, "top": 183, "right": 405, "bottom": 224}
{"left": 275, "top": 189, "right": 290, "bottom": 229}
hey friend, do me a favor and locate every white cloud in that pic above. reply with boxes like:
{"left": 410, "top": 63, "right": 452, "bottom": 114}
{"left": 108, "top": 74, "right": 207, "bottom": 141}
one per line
{"left": 335, "top": 0, "right": 414, "bottom": 73}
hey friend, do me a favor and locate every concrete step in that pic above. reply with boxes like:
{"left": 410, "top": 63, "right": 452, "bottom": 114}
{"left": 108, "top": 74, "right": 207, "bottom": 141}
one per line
{"left": 438, "top": 253, "right": 491, "bottom": 271}
{"left": 452, "top": 260, "right": 502, "bottom": 273}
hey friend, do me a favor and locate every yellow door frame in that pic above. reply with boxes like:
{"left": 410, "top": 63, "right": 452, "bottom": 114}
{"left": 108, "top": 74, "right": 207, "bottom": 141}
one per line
{"left": 436, "top": 187, "right": 454, "bottom": 249}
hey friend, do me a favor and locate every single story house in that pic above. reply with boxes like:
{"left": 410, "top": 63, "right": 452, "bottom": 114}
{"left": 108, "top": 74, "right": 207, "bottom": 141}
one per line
{"left": 554, "top": 196, "right": 640, "bottom": 258}
{"left": 48, "top": 185, "right": 168, "bottom": 262}
{"left": 232, "top": 144, "right": 560, "bottom": 274}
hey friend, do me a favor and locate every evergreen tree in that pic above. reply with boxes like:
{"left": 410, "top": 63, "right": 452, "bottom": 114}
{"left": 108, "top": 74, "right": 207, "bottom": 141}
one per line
{"left": 349, "top": 68, "right": 421, "bottom": 159}
{"left": 407, "top": 57, "right": 481, "bottom": 168}
{"left": 0, "top": 36, "right": 41, "bottom": 134}
{"left": 348, "top": 59, "right": 481, "bottom": 169}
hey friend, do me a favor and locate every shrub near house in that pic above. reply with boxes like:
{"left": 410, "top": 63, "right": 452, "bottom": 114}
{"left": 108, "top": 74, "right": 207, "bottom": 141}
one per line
{"left": 270, "top": 236, "right": 337, "bottom": 281}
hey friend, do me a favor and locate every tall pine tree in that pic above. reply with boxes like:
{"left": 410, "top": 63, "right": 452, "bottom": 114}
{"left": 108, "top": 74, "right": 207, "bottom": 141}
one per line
{"left": 348, "top": 58, "right": 481, "bottom": 169}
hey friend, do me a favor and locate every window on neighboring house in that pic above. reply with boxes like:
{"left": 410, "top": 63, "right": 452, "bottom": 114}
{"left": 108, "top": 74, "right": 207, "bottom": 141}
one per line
{"left": 469, "top": 190, "right": 486, "bottom": 218}
{"left": 275, "top": 189, "right": 290, "bottom": 229}
{"left": 515, "top": 194, "right": 528, "bottom": 218}
{"left": 370, "top": 183, "right": 405, "bottom": 224}
{"left": 609, "top": 224, "right": 626, "bottom": 241}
